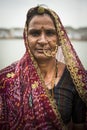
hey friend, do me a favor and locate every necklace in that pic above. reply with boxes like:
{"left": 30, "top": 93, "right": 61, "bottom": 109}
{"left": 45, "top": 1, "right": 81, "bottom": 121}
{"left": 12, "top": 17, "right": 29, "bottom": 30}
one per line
{"left": 45, "top": 60, "right": 58, "bottom": 98}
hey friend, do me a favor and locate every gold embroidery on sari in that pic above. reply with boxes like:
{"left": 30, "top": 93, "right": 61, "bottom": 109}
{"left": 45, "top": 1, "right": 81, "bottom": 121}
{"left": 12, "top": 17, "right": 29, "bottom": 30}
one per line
{"left": 51, "top": 9, "right": 87, "bottom": 106}
{"left": 31, "top": 81, "right": 38, "bottom": 89}
{"left": 6, "top": 72, "right": 15, "bottom": 78}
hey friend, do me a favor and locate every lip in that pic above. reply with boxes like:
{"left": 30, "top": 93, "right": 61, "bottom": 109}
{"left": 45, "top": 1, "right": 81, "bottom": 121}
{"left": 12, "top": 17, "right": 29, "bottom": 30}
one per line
{"left": 36, "top": 48, "right": 43, "bottom": 53}
{"left": 35, "top": 48, "right": 50, "bottom": 53}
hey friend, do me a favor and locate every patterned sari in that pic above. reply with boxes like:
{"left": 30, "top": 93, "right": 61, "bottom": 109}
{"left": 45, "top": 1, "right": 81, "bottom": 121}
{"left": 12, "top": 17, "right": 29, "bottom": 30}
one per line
{"left": 0, "top": 6, "right": 87, "bottom": 130}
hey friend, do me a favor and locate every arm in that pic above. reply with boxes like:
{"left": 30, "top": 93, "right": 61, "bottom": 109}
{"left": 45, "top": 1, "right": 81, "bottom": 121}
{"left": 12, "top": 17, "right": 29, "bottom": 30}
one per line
{"left": 72, "top": 91, "right": 86, "bottom": 130}
{"left": 0, "top": 94, "right": 10, "bottom": 129}
{"left": 72, "top": 123, "right": 85, "bottom": 130}
{"left": 0, "top": 64, "right": 16, "bottom": 129}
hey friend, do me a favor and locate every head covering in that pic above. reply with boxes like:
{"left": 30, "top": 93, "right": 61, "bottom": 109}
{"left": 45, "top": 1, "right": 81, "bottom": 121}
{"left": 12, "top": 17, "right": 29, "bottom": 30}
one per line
{"left": 23, "top": 5, "right": 87, "bottom": 103}
{"left": 0, "top": 5, "right": 87, "bottom": 130}
{"left": 19, "top": 5, "right": 87, "bottom": 129}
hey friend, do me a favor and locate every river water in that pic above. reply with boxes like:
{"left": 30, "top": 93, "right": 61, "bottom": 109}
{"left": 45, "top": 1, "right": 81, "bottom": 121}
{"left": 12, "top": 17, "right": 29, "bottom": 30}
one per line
{"left": 0, "top": 39, "right": 87, "bottom": 70}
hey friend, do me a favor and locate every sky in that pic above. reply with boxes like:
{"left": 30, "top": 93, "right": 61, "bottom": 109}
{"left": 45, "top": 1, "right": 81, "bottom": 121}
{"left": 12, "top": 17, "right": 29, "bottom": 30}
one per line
{"left": 0, "top": 0, "right": 87, "bottom": 28}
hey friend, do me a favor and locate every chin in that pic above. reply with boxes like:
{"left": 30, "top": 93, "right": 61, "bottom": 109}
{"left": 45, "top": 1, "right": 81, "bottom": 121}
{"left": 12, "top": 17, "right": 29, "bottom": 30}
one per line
{"left": 34, "top": 55, "right": 50, "bottom": 61}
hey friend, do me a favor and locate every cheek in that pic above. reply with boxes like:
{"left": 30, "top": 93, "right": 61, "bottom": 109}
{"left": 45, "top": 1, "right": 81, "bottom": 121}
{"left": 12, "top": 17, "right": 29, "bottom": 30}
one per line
{"left": 28, "top": 43, "right": 35, "bottom": 51}
{"left": 28, "top": 37, "right": 36, "bottom": 49}
{"left": 51, "top": 39, "right": 57, "bottom": 46}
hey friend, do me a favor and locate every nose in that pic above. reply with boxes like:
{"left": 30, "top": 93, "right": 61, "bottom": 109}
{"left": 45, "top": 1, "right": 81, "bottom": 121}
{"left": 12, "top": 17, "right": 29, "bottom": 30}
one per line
{"left": 38, "top": 32, "right": 48, "bottom": 45}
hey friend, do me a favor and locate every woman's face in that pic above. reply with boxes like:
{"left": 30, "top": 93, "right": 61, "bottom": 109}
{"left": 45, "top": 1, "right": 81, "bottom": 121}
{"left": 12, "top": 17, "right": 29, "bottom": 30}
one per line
{"left": 27, "top": 14, "right": 57, "bottom": 61}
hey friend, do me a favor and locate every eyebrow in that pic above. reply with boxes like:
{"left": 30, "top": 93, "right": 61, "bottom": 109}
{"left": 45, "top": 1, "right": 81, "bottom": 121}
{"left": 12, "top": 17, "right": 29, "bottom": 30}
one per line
{"left": 28, "top": 29, "right": 41, "bottom": 34}
{"left": 28, "top": 29, "right": 57, "bottom": 34}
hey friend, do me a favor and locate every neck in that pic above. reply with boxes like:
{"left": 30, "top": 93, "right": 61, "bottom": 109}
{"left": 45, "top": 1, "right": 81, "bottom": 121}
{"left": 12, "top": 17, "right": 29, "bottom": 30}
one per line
{"left": 38, "top": 58, "right": 57, "bottom": 79}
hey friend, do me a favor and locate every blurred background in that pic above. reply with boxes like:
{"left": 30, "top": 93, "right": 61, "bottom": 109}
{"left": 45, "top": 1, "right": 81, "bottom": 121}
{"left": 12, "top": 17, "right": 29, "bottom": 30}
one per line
{"left": 0, "top": 0, "right": 87, "bottom": 70}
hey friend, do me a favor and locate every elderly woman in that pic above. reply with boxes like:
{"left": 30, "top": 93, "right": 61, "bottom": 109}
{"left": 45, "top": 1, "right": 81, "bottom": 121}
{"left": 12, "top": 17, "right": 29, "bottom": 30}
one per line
{"left": 0, "top": 5, "right": 87, "bottom": 130}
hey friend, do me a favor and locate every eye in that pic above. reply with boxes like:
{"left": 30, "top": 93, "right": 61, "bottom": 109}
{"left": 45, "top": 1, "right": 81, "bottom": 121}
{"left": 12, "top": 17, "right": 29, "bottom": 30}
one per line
{"left": 28, "top": 30, "right": 41, "bottom": 37}
{"left": 46, "top": 30, "right": 56, "bottom": 36}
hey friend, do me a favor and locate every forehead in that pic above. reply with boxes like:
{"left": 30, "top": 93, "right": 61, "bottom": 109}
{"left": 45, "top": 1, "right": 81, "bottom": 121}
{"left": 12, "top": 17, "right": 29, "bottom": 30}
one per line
{"left": 28, "top": 14, "right": 55, "bottom": 29}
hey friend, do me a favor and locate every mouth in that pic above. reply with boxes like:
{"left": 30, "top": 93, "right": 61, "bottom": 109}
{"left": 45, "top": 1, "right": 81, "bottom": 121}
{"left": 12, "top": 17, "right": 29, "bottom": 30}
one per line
{"left": 36, "top": 48, "right": 50, "bottom": 53}
{"left": 36, "top": 48, "right": 43, "bottom": 52}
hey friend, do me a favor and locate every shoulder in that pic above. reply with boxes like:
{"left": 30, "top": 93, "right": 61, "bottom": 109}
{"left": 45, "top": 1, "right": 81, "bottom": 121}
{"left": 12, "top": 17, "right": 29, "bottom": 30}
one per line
{"left": 0, "top": 61, "right": 18, "bottom": 91}
{"left": 58, "top": 63, "right": 76, "bottom": 92}
{"left": 57, "top": 62, "right": 72, "bottom": 81}
{"left": 57, "top": 61, "right": 66, "bottom": 77}
{"left": 56, "top": 61, "right": 74, "bottom": 86}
